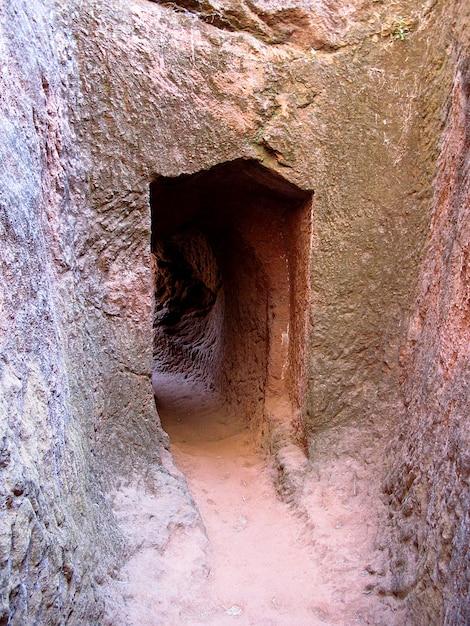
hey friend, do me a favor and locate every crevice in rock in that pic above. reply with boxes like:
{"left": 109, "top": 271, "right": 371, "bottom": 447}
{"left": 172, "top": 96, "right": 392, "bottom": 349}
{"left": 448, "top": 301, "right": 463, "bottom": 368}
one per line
{"left": 147, "top": 0, "right": 337, "bottom": 48}
{"left": 153, "top": 0, "right": 238, "bottom": 33}
{"left": 150, "top": 159, "right": 313, "bottom": 453}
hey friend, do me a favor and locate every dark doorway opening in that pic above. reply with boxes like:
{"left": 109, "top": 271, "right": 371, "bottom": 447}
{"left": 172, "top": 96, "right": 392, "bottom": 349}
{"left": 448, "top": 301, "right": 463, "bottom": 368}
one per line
{"left": 150, "top": 159, "right": 312, "bottom": 451}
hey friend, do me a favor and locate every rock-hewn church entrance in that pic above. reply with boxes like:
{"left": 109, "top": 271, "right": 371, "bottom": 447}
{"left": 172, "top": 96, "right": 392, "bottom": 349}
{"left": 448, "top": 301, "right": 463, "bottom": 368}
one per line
{"left": 150, "top": 159, "right": 312, "bottom": 451}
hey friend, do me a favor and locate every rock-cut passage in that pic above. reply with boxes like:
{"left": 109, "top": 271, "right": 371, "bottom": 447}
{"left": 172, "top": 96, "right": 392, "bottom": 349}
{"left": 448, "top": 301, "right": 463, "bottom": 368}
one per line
{"left": 129, "top": 162, "right": 402, "bottom": 625}
{"left": 146, "top": 158, "right": 328, "bottom": 624}
{"left": 150, "top": 158, "right": 313, "bottom": 449}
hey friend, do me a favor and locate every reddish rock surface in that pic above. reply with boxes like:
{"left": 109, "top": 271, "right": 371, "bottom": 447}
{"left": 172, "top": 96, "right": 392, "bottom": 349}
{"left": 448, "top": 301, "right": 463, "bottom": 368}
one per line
{"left": 380, "top": 10, "right": 470, "bottom": 621}
{"left": 0, "top": 0, "right": 469, "bottom": 623}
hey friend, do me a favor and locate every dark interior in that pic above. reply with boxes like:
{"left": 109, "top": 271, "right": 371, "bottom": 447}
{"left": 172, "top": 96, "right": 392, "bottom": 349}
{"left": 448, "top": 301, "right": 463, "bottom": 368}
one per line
{"left": 150, "top": 159, "right": 312, "bottom": 443}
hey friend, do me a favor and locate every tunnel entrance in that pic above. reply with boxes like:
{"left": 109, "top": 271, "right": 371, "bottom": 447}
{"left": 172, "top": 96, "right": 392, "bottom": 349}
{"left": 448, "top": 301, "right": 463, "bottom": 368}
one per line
{"left": 150, "top": 159, "right": 313, "bottom": 451}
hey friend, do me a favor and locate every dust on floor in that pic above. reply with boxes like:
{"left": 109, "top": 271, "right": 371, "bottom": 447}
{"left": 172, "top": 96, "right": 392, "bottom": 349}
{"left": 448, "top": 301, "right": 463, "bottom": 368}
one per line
{"left": 110, "top": 379, "right": 403, "bottom": 625}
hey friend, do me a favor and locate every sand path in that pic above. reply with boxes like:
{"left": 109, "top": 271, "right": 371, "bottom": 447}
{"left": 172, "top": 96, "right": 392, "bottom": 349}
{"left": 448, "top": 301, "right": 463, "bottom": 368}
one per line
{"left": 112, "top": 375, "right": 403, "bottom": 625}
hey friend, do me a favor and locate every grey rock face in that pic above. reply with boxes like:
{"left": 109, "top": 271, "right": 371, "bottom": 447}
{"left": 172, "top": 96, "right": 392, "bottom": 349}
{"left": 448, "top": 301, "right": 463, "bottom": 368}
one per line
{"left": 0, "top": 1, "right": 121, "bottom": 622}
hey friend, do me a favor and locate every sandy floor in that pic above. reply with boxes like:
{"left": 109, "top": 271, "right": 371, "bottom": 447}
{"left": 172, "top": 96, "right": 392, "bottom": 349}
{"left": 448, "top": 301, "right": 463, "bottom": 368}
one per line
{"left": 111, "top": 375, "right": 403, "bottom": 625}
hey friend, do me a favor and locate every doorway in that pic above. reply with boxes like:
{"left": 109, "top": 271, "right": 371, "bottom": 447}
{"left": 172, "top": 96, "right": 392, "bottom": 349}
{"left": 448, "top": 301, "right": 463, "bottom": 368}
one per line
{"left": 150, "top": 159, "right": 313, "bottom": 452}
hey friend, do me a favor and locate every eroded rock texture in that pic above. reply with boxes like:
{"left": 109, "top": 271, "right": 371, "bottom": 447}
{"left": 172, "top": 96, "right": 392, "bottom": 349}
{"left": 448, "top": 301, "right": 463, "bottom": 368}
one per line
{"left": 71, "top": 0, "right": 432, "bottom": 454}
{"left": 0, "top": 1, "right": 121, "bottom": 622}
{"left": 380, "top": 2, "right": 470, "bottom": 622}
{"left": 1, "top": 0, "right": 469, "bottom": 622}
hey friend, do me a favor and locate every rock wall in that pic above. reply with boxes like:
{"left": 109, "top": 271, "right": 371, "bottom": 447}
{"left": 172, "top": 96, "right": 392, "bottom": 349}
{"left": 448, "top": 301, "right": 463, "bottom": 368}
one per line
{"left": 380, "top": 1, "right": 470, "bottom": 622}
{"left": 1, "top": 0, "right": 469, "bottom": 622}
{"left": 0, "top": 0, "right": 122, "bottom": 622}
{"left": 71, "top": 0, "right": 432, "bottom": 450}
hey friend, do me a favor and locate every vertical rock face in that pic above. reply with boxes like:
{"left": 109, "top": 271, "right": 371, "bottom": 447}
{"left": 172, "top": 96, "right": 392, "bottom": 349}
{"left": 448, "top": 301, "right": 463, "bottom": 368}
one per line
{"left": 1, "top": 0, "right": 469, "bottom": 622}
{"left": 381, "top": 3, "right": 470, "bottom": 622}
{"left": 0, "top": 0, "right": 121, "bottom": 622}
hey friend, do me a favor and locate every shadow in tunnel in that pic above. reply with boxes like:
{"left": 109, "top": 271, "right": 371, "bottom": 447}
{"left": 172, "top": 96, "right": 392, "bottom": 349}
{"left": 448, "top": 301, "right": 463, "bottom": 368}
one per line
{"left": 150, "top": 159, "right": 312, "bottom": 451}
